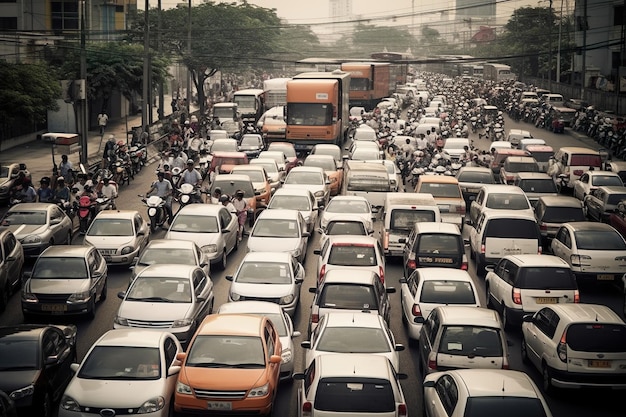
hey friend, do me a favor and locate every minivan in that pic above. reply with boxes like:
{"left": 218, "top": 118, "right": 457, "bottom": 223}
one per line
{"left": 547, "top": 147, "right": 602, "bottom": 189}
{"left": 342, "top": 160, "right": 392, "bottom": 208}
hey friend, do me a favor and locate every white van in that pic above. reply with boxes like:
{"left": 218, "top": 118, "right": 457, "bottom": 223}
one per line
{"left": 518, "top": 138, "right": 546, "bottom": 150}
{"left": 382, "top": 193, "right": 441, "bottom": 258}
{"left": 342, "top": 160, "right": 391, "bottom": 208}
{"left": 547, "top": 147, "right": 603, "bottom": 189}
{"left": 506, "top": 129, "right": 532, "bottom": 147}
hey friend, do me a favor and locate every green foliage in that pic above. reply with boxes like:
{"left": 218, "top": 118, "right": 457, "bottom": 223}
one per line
{"left": 0, "top": 62, "right": 60, "bottom": 125}
{"left": 348, "top": 23, "right": 416, "bottom": 56}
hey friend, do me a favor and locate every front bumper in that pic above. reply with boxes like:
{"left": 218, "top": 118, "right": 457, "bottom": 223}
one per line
{"left": 98, "top": 247, "right": 142, "bottom": 266}
{"left": 22, "top": 297, "right": 94, "bottom": 317}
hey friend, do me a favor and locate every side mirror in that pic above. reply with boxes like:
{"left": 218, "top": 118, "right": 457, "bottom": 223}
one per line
{"left": 168, "top": 365, "right": 181, "bottom": 376}
{"left": 522, "top": 314, "right": 534, "bottom": 323}
{"left": 313, "top": 249, "right": 321, "bottom": 255}
{"left": 225, "top": 275, "right": 233, "bottom": 281}
{"left": 301, "top": 341, "right": 311, "bottom": 349}
{"left": 117, "top": 291, "right": 126, "bottom": 299}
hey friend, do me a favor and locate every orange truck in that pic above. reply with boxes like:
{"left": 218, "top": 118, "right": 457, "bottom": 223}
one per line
{"left": 340, "top": 62, "right": 393, "bottom": 110}
{"left": 285, "top": 70, "right": 351, "bottom": 151}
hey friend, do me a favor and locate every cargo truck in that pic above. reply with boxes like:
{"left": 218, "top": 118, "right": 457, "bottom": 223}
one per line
{"left": 340, "top": 62, "right": 393, "bottom": 110}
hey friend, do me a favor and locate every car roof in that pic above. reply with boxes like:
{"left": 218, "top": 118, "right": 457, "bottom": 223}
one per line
{"left": 0, "top": 324, "right": 51, "bottom": 341}
{"left": 93, "top": 210, "right": 139, "bottom": 220}
{"left": 537, "top": 195, "right": 582, "bottom": 207}
{"left": 212, "top": 151, "right": 246, "bottom": 158}
{"left": 312, "top": 144, "right": 340, "bottom": 150}
{"left": 515, "top": 172, "right": 552, "bottom": 179}
{"left": 242, "top": 251, "right": 293, "bottom": 263}
{"left": 417, "top": 268, "right": 472, "bottom": 281}
{"left": 504, "top": 156, "right": 537, "bottom": 163}
{"left": 586, "top": 170, "right": 620, "bottom": 177}
{"left": 329, "top": 195, "right": 370, "bottom": 203}
{"left": 175, "top": 204, "right": 223, "bottom": 216}
{"left": 326, "top": 235, "right": 378, "bottom": 245}
{"left": 96, "top": 329, "right": 168, "bottom": 348}
{"left": 257, "top": 208, "right": 301, "bottom": 219}
{"left": 251, "top": 158, "right": 278, "bottom": 166}
{"left": 197, "top": 314, "right": 265, "bottom": 336}
{"left": 323, "top": 312, "right": 385, "bottom": 328}
{"left": 546, "top": 304, "right": 624, "bottom": 324}
{"left": 316, "top": 354, "right": 392, "bottom": 379}
{"left": 271, "top": 188, "right": 313, "bottom": 198}
{"left": 288, "top": 166, "right": 324, "bottom": 174}
{"left": 213, "top": 174, "right": 252, "bottom": 183}
{"left": 457, "top": 166, "right": 492, "bottom": 174}
{"left": 135, "top": 264, "right": 199, "bottom": 278}
{"left": 413, "top": 222, "right": 460, "bottom": 235}
{"left": 231, "top": 165, "right": 265, "bottom": 172}
{"left": 40, "top": 245, "right": 92, "bottom": 257}
{"left": 558, "top": 147, "right": 599, "bottom": 154}
{"left": 419, "top": 175, "right": 459, "bottom": 184}
{"left": 322, "top": 269, "right": 379, "bottom": 284}
{"left": 217, "top": 300, "right": 283, "bottom": 315}
{"left": 480, "top": 184, "right": 525, "bottom": 194}
{"left": 144, "top": 239, "right": 197, "bottom": 250}
{"left": 435, "top": 306, "right": 501, "bottom": 327}
{"left": 502, "top": 254, "right": 569, "bottom": 267}
{"left": 565, "top": 221, "right": 619, "bottom": 232}
{"left": 449, "top": 369, "right": 542, "bottom": 398}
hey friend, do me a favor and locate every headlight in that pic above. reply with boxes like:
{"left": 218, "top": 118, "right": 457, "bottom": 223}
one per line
{"left": 148, "top": 207, "right": 157, "bottom": 217}
{"left": 180, "top": 195, "right": 190, "bottom": 204}
{"left": 291, "top": 248, "right": 301, "bottom": 258}
{"left": 248, "top": 383, "right": 269, "bottom": 398}
{"left": 121, "top": 246, "right": 134, "bottom": 255}
{"left": 172, "top": 318, "right": 194, "bottom": 328}
{"left": 68, "top": 291, "right": 91, "bottom": 303}
{"left": 279, "top": 294, "right": 295, "bottom": 305}
{"left": 10, "top": 385, "right": 34, "bottom": 401}
{"left": 21, "top": 291, "right": 38, "bottom": 302}
{"left": 0, "top": 186, "right": 7, "bottom": 192}
{"left": 281, "top": 348, "right": 293, "bottom": 364}
{"left": 230, "top": 292, "right": 241, "bottom": 301}
{"left": 314, "top": 191, "right": 324, "bottom": 197}
{"left": 60, "top": 395, "right": 81, "bottom": 411}
{"left": 202, "top": 244, "right": 218, "bottom": 253}
{"left": 138, "top": 396, "right": 165, "bottom": 414}
{"left": 21, "top": 235, "right": 42, "bottom": 244}
{"left": 176, "top": 381, "right": 192, "bottom": 395}
{"left": 114, "top": 316, "right": 129, "bottom": 326}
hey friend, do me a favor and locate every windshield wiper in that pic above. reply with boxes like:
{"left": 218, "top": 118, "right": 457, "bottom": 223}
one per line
{"left": 189, "top": 362, "right": 232, "bottom": 368}
{"left": 127, "top": 296, "right": 174, "bottom": 302}
{"left": 231, "top": 363, "right": 264, "bottom": 368}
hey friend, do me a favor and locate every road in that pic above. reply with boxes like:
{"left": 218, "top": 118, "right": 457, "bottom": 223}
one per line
{"left": 0, "top": 116, "right": 623, "bottom": 417}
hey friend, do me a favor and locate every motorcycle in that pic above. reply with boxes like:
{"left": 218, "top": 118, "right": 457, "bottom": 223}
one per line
{"left": 141, "top": 194, "right": 168, "bottom": 232}
{"left": 129, "top": 144, "right": 147, "bottom": 174}
{"left": 75, "top": 195, "right": 109, "bottom": 234}
{"left": 176, "top": 183, "right": 201, "bottom": 212}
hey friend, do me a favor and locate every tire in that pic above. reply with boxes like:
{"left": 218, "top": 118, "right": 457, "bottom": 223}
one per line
{"left": 86, "top": 297, "right": 97, "bottom": 319}
{"left": 521, "top": 337, "right": 530, "bottom": 364}
{"left": 80, "top": 217, "right": 89, "bottom": 234}
{"left": 475, "top": 254, "right": 484, "bottom": 276}
{"left": 150, "top": 219, "right": 158, "bottom": 234}
{"left": 217, "top": 251, "right": 227, "bottom": 271}
{"left": 485, "top": 286, "right": 494, "bottom": 309}
{"left": 207, "top": 298, "right": 214, "bottom": 315}
{"left": 66, "top": 231, "right": 73, "bottom": 245}
{"left": 100, "top": 279, "right": 108, "bottom": 301}
{"left": 248, "top": 212, "right": 255, "bottom": 228}
{"left": 233, "top": 236, "right": 239, "bottom": 252}
{"left": 542, "top": 363, "right": 556, "bottom": 395}
{"left": 502, "top": 307, "right": 512, "bottom": 330}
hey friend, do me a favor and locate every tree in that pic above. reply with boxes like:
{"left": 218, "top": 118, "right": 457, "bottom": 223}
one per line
{"left": 420, "top": 26, "right": 448, "bottom": 54}
{"left": 0, "top": 62, "right": 60, "bottom": 128}
{"left": 349, "top": 23, "right": 415, "bottom": 56}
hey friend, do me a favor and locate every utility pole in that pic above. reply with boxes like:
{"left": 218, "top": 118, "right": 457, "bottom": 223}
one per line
{"left": 187, "top": 0, "right": 192, "bottom": 112}
{"left": 78, "top": 0, "right": 88, "bottom": 166}
{"left": 581, "top": 0, "right": 587, "bottom": 100}
{"left": 556, "top": 0, "right": 564, "bottom": 83}
{"left": 158, "top": 0, "right": 164, "bottom": 119}
{"left": 548, "top": 0, "right": 553, "bottom": 90}
{"left": 142, "top": 0, "right": 150, "bottom": 130}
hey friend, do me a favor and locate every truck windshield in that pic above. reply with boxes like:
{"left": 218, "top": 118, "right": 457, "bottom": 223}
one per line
{"left": 287, "top": 103, "right": 332, "bottom": 126}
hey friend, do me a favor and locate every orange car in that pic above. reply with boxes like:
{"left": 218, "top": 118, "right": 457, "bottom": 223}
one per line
{"left": 175, "top": 314, "right": 282, "bottom": 415}
{"left": 303, "top": 154, "right": 343, "bottom": 196}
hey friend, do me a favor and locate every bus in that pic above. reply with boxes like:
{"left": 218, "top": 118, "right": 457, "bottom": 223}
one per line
{"left": 232, "top": 89, "right": 266, "bottom": 124}
{"left": 340, "top": 62, "right": 393, "bottom": 110}
{"left": 370, "top": 51, "right": 410, "bottom": 86}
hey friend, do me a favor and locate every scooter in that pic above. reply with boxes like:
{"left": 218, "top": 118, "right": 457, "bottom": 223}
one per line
{"left": 141, "top": 194, "right": 168, "bottom": 232}
{"left": 176, "top": 183, "right": 201, "bottom": 213}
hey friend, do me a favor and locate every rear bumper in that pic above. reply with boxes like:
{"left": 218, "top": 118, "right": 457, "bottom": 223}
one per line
{"left": 550, "top": 367, "right": 626, "bottom": 389}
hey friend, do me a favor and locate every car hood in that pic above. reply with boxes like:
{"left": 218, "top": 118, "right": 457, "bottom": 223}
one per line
{"left": 84, "top": 235, "right": 136, "bottom": 248}
{"left": 181, "top": 367, "right": 266, "bottom": 390}
{"left": 166, "top": 231, "right": 220, "bottom": 247}
{"left": 118, "top": 301, "right": 193, "bottom": 321}
{"left": 28, "top": 279, "right": 89, "bottom": 294}
{"left": 2, "top": 224, "right": 48, "bottom": 238}
{"left": 64, "top": 378, "right": 166, "bottom": 408}
{"left": 231, "top": 282, "right": 295, "bottom": 299}
{"left": 0, "top": 369, "right": 39, "bottom": 392}
{"left": 247, "top": 237, "right": 300, "bottom": 253}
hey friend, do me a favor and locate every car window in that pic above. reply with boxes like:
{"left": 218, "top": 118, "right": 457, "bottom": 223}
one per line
{"left": 218, "top": 209, "right": 231, "bottom": 229}
{"left": 465, "top": 397, "right": 548, "bottom": 417}
{"left": 42, "top": 329, "right": 62, "bottom": 358}
{"left": 434, "top": 374, "right": 458, "bottom": 416}
{"left": 419, "top": 281, "right": 476, "bottom": 304}
{"left": 484, "top": 219, "right": 539, "bottom": 239}
{"left": 134, "top": 215, "right": 143, "bottom": 232}
{"left": 164, "top": 336, "right": 178, "bottom": 367}
{"left": 314, "top": 377, "right": 395, "bottom": 412}
{"left": 574, "top": 230, "right": 626, "bottom": 250}
{"left": 428, "top": 311, "right": 441, "bottom": 343}
{"left": 439, "top": 326, "right": 503, "bottom": 357}
{"left": 518, "top": 267, "right": 577, "bottom": 289}
{"left": 407, "top": 270, "right": 420, "bottom": 298}
{"left": 534, "top": 308, "right": 559, "bottom": 338}
{"left": 193, "top": 270, "right": 206, "bottom": 294}
{"left": 328, "top": 245, "right": 377, "bottom": 266}
{"left": 87, "top": 251, "right": 98, "bottom": 275}
{"left": 416, "top": 234, "right": 462, "bottom": 255}
{"left": 265, "top": 324, "right": 276, "bottom": 359}
{"left": 304, "top": 360, "right": 315, "bottom": 396}
{"left": 326, "top": 221, "right": 366, "bottom": 236}
{"left": 391, "top": 209, "right": 436, "bottom": 230}
{"left": 566, "top": 323, "right": 626, "bottom": 352}
{"left": 320, "top": 284, "right": 377, "bottom": 310}
{"left": 503, "top": 262, "right": 519, "bottom": 285}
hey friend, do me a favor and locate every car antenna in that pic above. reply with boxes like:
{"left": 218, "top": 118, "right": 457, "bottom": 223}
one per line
{"left": 501, "top": 378, "right": 505, "bottom": 393}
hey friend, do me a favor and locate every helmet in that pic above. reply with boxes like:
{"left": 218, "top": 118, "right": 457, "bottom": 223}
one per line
{"left": 213, "top": 187, "right": 222, "bottom": 195}
{"left": 236, "top": 190, "right": 244, "bottom": 197}
{"left": 57, "top": 176, "right": 65, "bottom": 182}
{"left": 187, "top": 159, "right": 194, "bottom": 165}
{"left": 40, "top": 176, "right": 51, "bottom": 184}
{"left": 157, "top": 171, "right": 165, "bottom": 177}
{"left": 219, "top": 195, "right": 230, "bottom": 203}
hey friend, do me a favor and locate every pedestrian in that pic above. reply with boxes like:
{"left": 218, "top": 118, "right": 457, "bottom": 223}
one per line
{"left": 232, "top": 190, "right": 248, "bottom": 242}
{"left": 58, "top": 155, "right": 74, "bottom": 181}
{"left": 97, "top": 111, "right": 108, "bottom": 136}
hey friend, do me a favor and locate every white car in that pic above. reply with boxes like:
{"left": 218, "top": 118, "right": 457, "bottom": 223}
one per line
{"left": 310, "top": 144, "right": 342, "bottom": 168}
{"left": 352, "top": 124, "right": 378, "bottom": 141}
{"left": 347, "top": 141, "right": 382, "bottom": 161}
{"left": 320, "top": 195, "right": 375, "bottom": 233}
{"left": 84, "top": 210, "right": 149, "bottom": 266}
{"left": 282, "top": 166, "right": 331, "bottom": 208}
{"left": 364, "top": 159, "right": 401, "bottom": 192}
{"left": 250, "top": 158, "right": 284, "bottom": 189}
{"left": 293, "top": 354, "right": 408, "bottom": 417}
{"left": 165, "top": 204, "right": 238, "bottom": 270}
{"left": 315, "top": 235, "right": 386, "bottom": 286}
{"left": 485, "top": 254, "right": 579, "bottom": 329}
{"left": 114, "top": 264, "right": 214, "bottom": 345}
{"left": 247, "top": 209, "right": 309, "bottom": 263}
{"left": 551, "top": 222, "right": 626, "bottom": 286}
{"left": 226, "top": 251, "right": 304, "bottom": 316}
{"left": 468, "top": 184, "right": 534, "bottom": 226}
{"left": 423, "top": 369, "right": 554, "bottom": 417}
{"left": 521, "top": 304, "right": 626, "bottom": 393}
{"left": 399, "top": 268, "right": 481, "bottom": 341}
{"left": 130, "top": 239, "right": 211, "bottom": 283}
{"left": 258, "top": 150, "right": 288, "bottom": 173}
{"left": 216, "top": 300, "right": 301, "bottom": 381}
{"left": 267, "top": 188, "right": 318, "bottom": 233}
{"left": 58, "top": 329, "right": 183, "bottom": 417}
{"left": 572, "top": 170, "right": 624, "bottom": 201}
{"left": 302, "top": 312, "right": 404, "bottom": 372}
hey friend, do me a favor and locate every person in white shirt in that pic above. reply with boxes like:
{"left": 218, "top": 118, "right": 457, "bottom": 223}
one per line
{"left": 99, "top": 177, "right": 118, "bottom": 209}
{"left": 97, "top": 112, "right": 108, "bottom": 136}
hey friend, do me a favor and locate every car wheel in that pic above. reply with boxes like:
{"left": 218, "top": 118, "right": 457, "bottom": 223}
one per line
{"left": 475, "top": 254, "right": 484, "bottom": 276}
{"left": 502, "top": 307, "right": 512, "bottom": 330}
{"left": 233, "top": 236, "right": 239, "bottom": 252}
{"left": 86, "top": 297, "right": 97, "bottom": 319}
{"left": 100, "top": 279, "right": 108, "bottom": 301}
{"left": 542, "top": 363, "right": 556, "bottom": 395}
{"left": 485, "top": 286, "right": 494, "bottom": 309}
{"left": 217, "top": 251, "right": 227, "bottom": 271}
{"left": 66, "top": 231, "right": 73, "bottom": 245}
{"left": 521, "top": 337, "right": 530, "bottom": 364}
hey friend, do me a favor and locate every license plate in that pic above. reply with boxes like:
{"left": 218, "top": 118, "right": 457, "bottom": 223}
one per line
{"left": 588, "top": 360, "right": 611, "bottom": 368}
{"left": 207, "top": 402, "right": 232, "bottom": 411}
{"left": 597, "top": 274, "right": 614, "bottom": 281}
{"left": 535, "top": 297, "right": 557, "bottom": 304}
{"left": 42, "top": 304, "right": 67, "bottom": 312}
{"left": 99, "top": 249, "right": 115, "bottom": 255}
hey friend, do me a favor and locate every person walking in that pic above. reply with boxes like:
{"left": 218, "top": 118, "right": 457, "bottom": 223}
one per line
{"left": 97, "top": 111, "right": 109, "bottom": 136}
{"left": 232, "top": 190, "right": 248, "bottom": 242}
{"left": 58, "top": 155, "right": 74, "bottom": 182}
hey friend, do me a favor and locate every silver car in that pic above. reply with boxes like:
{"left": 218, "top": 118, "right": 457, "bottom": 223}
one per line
{"left": 130, "top": 239, "right": 211, "bottom": 283}
{"left": 247, "top": 209, "right": 309, "bottom": 263}
{"left": 226, "top": 252, "right": 304, "bottom": 316}
{"left": 282, "top": 166, "right": 331, "bottom": 208}
{"left": 267, "top": 188, "right": 318, "bottom": 233}
{"left": 0, "top": 203, "right": 73, "bottom": 258}
{"left": 114, "top": 264, "right": 214, "bottom": 345}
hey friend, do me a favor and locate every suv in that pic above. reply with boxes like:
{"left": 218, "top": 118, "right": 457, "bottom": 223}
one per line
{"left": 499, "top": 156, "right": 540, "bottom": 185}
{"left": 485, "top": 255, "right": 579, "bottom": 329}
{"left": 414, "top": 175, "right": 465, "bottom": 229}
{"left": 547, "top": 147, "right": 602, "bottom": 190}
{"left": 521, "top": 304, "right": 626, "bottom": 393}
{"left": 513, "top": 172, "right": 559, "bottom": 208}
{"left": 401, "top": 222, "right": 467, "bottom": 277}
{"left": 506, "top": 128, "right": 533, "bottom": 147}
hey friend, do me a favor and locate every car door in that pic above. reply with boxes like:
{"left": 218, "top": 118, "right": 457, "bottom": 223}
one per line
{"left": 400, "top": 270, "right": 418, "bottom": 323}
{"left": 470, "top": 189, "right": 485, "bottom": 224}
{"left": 524, "top": 307, "right": 559, "bottom": 371}
{"left": 4, "top": 232, "right": 22, "bottom": 283}
{"left": 551, "top": 227, "right": 573, "bottom": 264}
{"left": 191, "top": 268, "right": 211, "bottom": 320}
{"left": 134, "top": 214, "right": 149, "bottom": 249}
{"left": 163, "top": 335, "right": 181, "bottom": 394}
{"left": 316, "top": 238, "right": 331, "bottom": 280}
{"left": 374, "top": 277, "right": 390, "bottom": 322}
{"left": 574, "top": 173, "right": 589, "bottom": 199}
{"left": 488, "top": 259, "right": 507, "bottom": 311}
{"left": 49, "top": 206, "right": 67, "bottom": 243}
{"left": 42, "top": 327, "right": 74, "bottom": 400}
{"left": 87, "top": 250, "right": 105, "bottom": 297}
{"left": 218, "top": 208, "right": 236, "bottom": 253}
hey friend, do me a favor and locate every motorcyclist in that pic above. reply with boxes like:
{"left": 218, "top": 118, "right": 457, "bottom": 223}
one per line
{"left": 220, "top": 194, "right": 236, "bottom": 214}
{"left": 99, "top": 176, "right": 118, "bottom": 209}
{"left": 211, "top": 187, "right": 223, "bottom": 204}
{"left": 401, "top": 138, "right": 415, "bottom": 158}
{"left": 232, "top": 190, "right": 248, "bottom": 242}
{"left": 179, "top": 159, "right": 203, "bottom": 188}
{"left": 15, "top": 178, "right": 36, "bottom": 203}
{"left": 53, "top": 176, "right": 71, "bottom": 210}
{"left": 36, "top": 177, "right": 54, "bottom": 203}
{"left": 146, "top": 171, "right": 174, "bottom": 223}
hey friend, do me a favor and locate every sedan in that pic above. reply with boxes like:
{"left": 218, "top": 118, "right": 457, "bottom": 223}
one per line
{"left": 250, "top": 158, "right": 283, "bottom": 190}
{"left": 310, "top": 144, "right": 342, "bottom": 168}
{"left": 303, "top": 154, "right": 342, "bottom": 196}
{"left": 282, "top": 166, "right": 331, "bottom": 209}
{"left": 315, "top": 235, "right": 385, "bottom": 285}
{"left": 115, "top": 264, "right": 214, "bottom": 346}
{"left": 21, "top": 245, "right": 108, "bottom": 319}
{"left": 237, "top": 133, "right": 265, "bottom": 159}
{"left": 572, "top": 170, "right": 624, "bottom": 201}
{"left": 0, "top": 324, "right": 77, "bottom": 417}
{"left": 0, "top": 230, "right": 24, "bottom": 312}
{"left": 226, "top": 252, "right": 304, "bottom": 316}
{"left": 456, "top": 166, "right": 496, "bottom": 206}
{"left": 0, "top": 203, "right": 73, "bottom": 258}
{"left": 584, "top": 185, "right": 626, "bottom": 222}
{"left": 247, "top": 209, "right": 309, "bottom": 263}
{"left": 59, "top": 329, "right": 182, "bottom": 417}
{"left": 84, "top": 210, "right": 149, "bottom": 266}
{"left": 231, "top": 165, "right": 273, "bottom": 205}
{"left": 266, "top": 188, "right": 318, "bottom": 233}
{"left": 320, "top": 195, "right": 374, "bottom": 234}
{"left": 217, "top": 300, "right": 301, "bottom": 380}
{"left": 130, "top": 239, "right": 211, "bottom": 283}
{"left": 302, "top": 312, "right": 404, "bottom": 372}
{"left": 267, "top": 142, "right": 300, "bottom": 172}
{"left": 551, "top": 222, "right": 626, "bottom": 285}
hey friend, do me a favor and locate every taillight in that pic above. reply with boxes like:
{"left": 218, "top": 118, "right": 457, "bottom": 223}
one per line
{"left": 557, "top": 329, "right": 567, "bottom": 362}
{"left": 539, "top": 223, "right": 547, "bottom": 231}
{"left": 407, "top": 256, "right": 416, "bottom": 270}
{"left": 302, "top": 401, "right": 312, "bottom": 417}
{"left": 311, "top": 313, "right": 319, "bottom": 324}
{"left": 461, "top": 261, "right": 468, "bottom": 270}
{"left": 428, "top": 353, "right": 437, "bottom": 372}
{"left": 571, "top": 254, "right": 591, "bottom": 267}
{"left": 574, "top": 289, "right": 580, "bottom": 303}
{"left": 480, "top": 243, "right": 485, "bottom": 254}
{"left": 383, "top": 232, "right": 389, "bottom": 250}
{"left": 412, "top": 304, "right": 422, "bottom": 318}
{"left": 456, "top": 204, "right": 465, "bottom": 214}
{"left": 502, "top": 358, "right": 509, "bottom": 369}
{"left": 398, "top": 404, "right": 408, "bottom": 417}
{"left": 379, "top": 265, "right": 385, "bottom": 284}
{"left": 318, "top": 264, "right": 326, "bottom": 284}
{"left": 512, "top": 287, "right": 522, "bottom": 305}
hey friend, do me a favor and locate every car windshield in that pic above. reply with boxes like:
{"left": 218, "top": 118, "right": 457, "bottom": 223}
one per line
{"left": 285, "top": 171, "right": 322, "bottom": 185}
{"left": 529, "top": 151, "right": 554, "bottom": 162}
{"left": 212, "top": 156, "right": 247, "bottom": 167}
{"left": 127, "top": 276, "right": 191, "bottom": 302}
{"left": 170, "top": 215, "right": 219, "bottom": 233}
{"left": 419, "top": 182, "right": 461, "bottom": 198}
{"left": 607, "top": 193, "right": 626, "bottom": 205}
{"left": 0, "top": 167, "right": 8, "bottom": 178}
{"left": 506, "top": 162, "right": 539, "bottom": 173}
{"left": 312, "top": 147, "right": 340, "bottom": 161}
{"left": 320, "top": 284, "right": 377, "bottom": 310}
{"left": 325, "top": 199, "right": 370, "bottom": 214}
{"left": 211, "top": 180, "right": 254, "bottom": 197}
{"left": 517, "top": 268, "right": 577, "bottom": 289}
{"left": 326, "top": 221, "right": 367, "bottom": 236}
{"left": 138, "top": 248, "right": 195, "bottom": 266}
{"left": 305, "top": 158, "right": 336, "bottom": 171}
{"left": 2, "top": 210, "right": 47, "bottom": 226}
{"left": 87, "top": 219, "right": 133, "bottom": 236}
{"left": 240, "top": 136, "right": 261, "bottom": 147}
{"left": 574, "top": 230, "right": 626, "bottom": 250}
{"left": 0, "top": 339, "right": 38, "bottom": 370}
{"left": 464, "top": 397, "right": 548, "bottom": 417}
{"left": 566, "top": 323, "right": 626, "bottom": 352}
{"left": 78, "top": 346, "right": 161, "bottom": 380}
{"left": 211, "top": 140, "right": 237, "bottom": 152}
{"left": 439, "top": 326, "right": 503, "bottom": 356}
{"left": 269, "top": 145, "right": 296, "bottom": 158}
{"left": 268, "top": 195, "right": 311, "bottom": 211}
{"left": 252, "top": 219, "right": 300, "bottom": 238}
{"left": 253, "top": 161, "right": 278, "bottom": 174}
{"left": 315, "top": 378, "right": 394, "bottom": 413}
{"left": 236, "top": 262, "right": 292, "bottom": 284}
{"left": 328, "top": 245, "right": 377, "bottom": 266}
{"left": 416, "top": 234, "right": 462, "bottom": 255}
{"left": 186, "top": 335, "right": 265, "bottom": 367}
{"left": 316, "top": 327, "right": 390, "bottom": 353}
{"left": 485, "top": 194, "right": 530, "bottom": 210}
{"left": 352, "top": 149, "right": 380, "bottom": 160}
{"left": 233, "top": 170, "right": 264, "bottom": 182}
{"left": 391, "top": 209, "right": 436, "bottom": 230}
{"left": 518, "top": 180, "right": 558, "bottom": 194}
{"left": 347, "top": 174, "right": 390, "bottom": 192}
{"left": 32, "top": 257, "right": 88, "bottom": 279}
{"left": 419, "top": 281, "right": 476, "bottom": 304}
{"left": 541, "top": 206, "right": 585, "bottom": 223}
{"left": 590, "top": 176, "right": 623, "bottom": 186}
